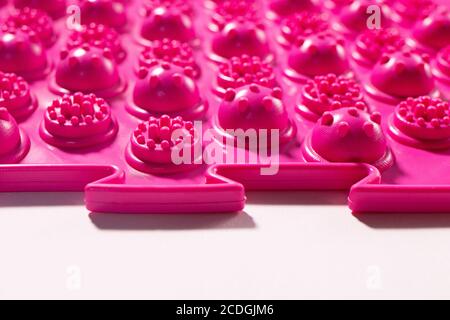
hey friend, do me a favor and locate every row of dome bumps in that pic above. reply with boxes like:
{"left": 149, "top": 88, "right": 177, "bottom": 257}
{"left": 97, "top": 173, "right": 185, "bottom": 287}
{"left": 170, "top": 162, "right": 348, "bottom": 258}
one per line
{"left": 0, "top": 0, "right": 449, "bottom": 174}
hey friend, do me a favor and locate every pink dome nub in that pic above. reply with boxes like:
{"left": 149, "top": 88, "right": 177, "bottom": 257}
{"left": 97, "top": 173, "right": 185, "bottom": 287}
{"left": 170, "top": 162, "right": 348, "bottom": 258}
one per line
{"left": 79, "top": 0, "right": 127, "bottom": 32}
{"left": 433, "top": 45, "right": 450, "bottom": 84}
{"left": 137, "top": 38, "right": 200, "bottom": 79}
{"left": 139, "top": 2, "right": 196, "bottom": 45}
{"left": 207, "top": 20, "right": 273, "bottom": 64}
{"left": 0, "top": 72, "right": 37, "bottom": 121}
{"left": 366, "top": 48, "right": 436, "bottom": 104}
{"left": 0, "top": 26, "right": 50, "bottom": 81}
{"left": 13, "top": 0, "right": 66, "bottom": 19}
{"left": 6, "top": 7, "right": 57, "bottom": 48}
{"left": 391, "top": 0, "right": 437, "bottom": 27}
{"left": 0, "top": 107, "right": 30, "bottom": 163}
{"left": 129, "top": 63, "right": 207, "bottom": 121}
{"left": 297, "top": 73, "right": 368, "bottom": 121}
{"left": 67, "top": 23, "right": 126, "bottom": 64}
{"left": 303, "top": 108, "right": 393, "bottom": 171}
{"left": 216, "top": 84, "right": 297, "bottom": 148}
{"left": 126, "top": 115, "right": 202, "bottom": 174}
{"left": 278, "top": 11, "right": 330, "bottom": 49}
{"left": 267, "top": 0, "right": 316, "bottom": 20}
{"left": 352, "top": 28, "right": 408, "bottom": 68}
{"left": 52, "top": 46, "right": 126, "bottom": 98}
{"left": 285, "top": 32, "right": 349, "bottom": 83}
{"left": 213, "top": 55, "right": 277, "bottom": 97}
{"left": 334, "top": 0, "right": 393, "bottom": 37}
{"left": 209, "top": 0, "right": 261, "bottom": 32}
{"left": 389, "top": 96, "right": 450, "bottom": 150}
{"left": 413, "top": 6, "right": 450, "bottom": 52}
{"left": 40, "top": 92, "right": 118, "bottom": 149}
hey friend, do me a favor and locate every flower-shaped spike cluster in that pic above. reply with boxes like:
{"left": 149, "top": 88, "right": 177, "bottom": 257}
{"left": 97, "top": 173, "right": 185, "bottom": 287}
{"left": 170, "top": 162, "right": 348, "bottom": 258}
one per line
{"left": 279, "top": 11, "right": 329, "bottom": 47}
{"left": 6, "top": 7, "right": 56, "bottom": 47}
{"left": 41, "top": 92, "right": 118, "bottom": 149}
{"left": 353, "top": 28, "right": 407, "bottom": 67}
{"left": 133, "top": 115, "right": 195, "bottom": 153}
{"left": 67, "top": 23, "right": 126, "bottom": 63}
{"left": 395, "top": 96, "right": 450, "bottom": 140}
{"left": 299, "top": 74, "right": 367, "bottom": 118}
{"left": 0, "top": 71, "right": 35, "bottom": 119}
{"left": 128, "top": 114, "right": 201, "bottom": 172}
{"left": 215, "top": 55, "right": 276, "bottom": 95}
{"left": 138, "top": 38, "right": 199, "bottom": 78}
{"left": 13, "top": 0, "right": 66, "bottom": 19}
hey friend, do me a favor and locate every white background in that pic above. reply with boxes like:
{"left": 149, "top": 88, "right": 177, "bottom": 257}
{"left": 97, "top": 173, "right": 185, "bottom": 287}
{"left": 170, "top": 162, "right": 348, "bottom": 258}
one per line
{"left": 1, "top": 190, "right": 450, "bottom": 299}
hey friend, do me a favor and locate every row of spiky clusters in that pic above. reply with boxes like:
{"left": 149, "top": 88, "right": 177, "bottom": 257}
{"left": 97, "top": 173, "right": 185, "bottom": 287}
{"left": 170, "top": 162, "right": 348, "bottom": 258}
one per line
{"left": 5, "top": 7, "right": 55, "bottom": 47}
{"left": 47, "top": 92, "right": 110, "bottom": 126}
{"left": 0, "top": 72, "right": 29, "bottom": 102}
{"left": 397, "top": 96, "right": 450, "bottom": 129}
{"left": 133, "top": 115, "right": 195, "bottom": 151}
{"left": 304, "top": 74, "right": 366, "bottom": 109}
{"left": 211, "top": 0, "right": 261, "bottom": 30}
{"left": 280, "top": 11, "right": 329, "bottom": 46}
{"left": 218, "top": 55, "right": 275, "bottom": 88}
{"left": 67, "top": 23, "right": 125, "bottom": 63}
{"left": 138, "top": 38, "right": 198, "bottom": 77}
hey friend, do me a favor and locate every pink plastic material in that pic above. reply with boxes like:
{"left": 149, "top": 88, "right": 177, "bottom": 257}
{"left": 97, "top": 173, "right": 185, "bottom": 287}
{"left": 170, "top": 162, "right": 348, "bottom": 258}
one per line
{"left": 0, "top": 71, "right": 37, "bottom": 120}
{"left": 285, "top": 32, "right": 349, "bottom": 82}
{"left": 126, "top": 115, "right": 201, "bottom": 174}
{"left": 216, "top": 84, "right": 297, "bottom": 146}
{"left": 213, "top": 55, "right": 277, "bottom": 97}
{"left": 67, "top": 23, "right": 126, "bottom": 64}
{"left": 303, "top": 107, "right": 393, "bottom": 171}
{"left": 0, "top": 26, "right": 50, "bottom": 81}
{"left": 0, "top": 107, "right": 30, "bottom": 163}
{"left": 52, "top": 45, "right": 126, "bottom": 97}
{"left": 13, "top": 0, "right": 66, "bottom": 19}
{"left": 5, "top": 7, "right": 57, "bottom": 47}
{"left": 1, "top": 0, "right": 450, "bottom": 215}
{"left": 366, "top": 48, "right": 436, "bottom": 104}
{"left": 79, "top": 0, "right": 127, "bottom": 32}
{"left": 351, "top": 28, "right": 408, "bottom": 68}
{"left": 334, "top": 0, "right": 392, "bottom": 37}
{"left": 138, "top": 0, "right": 196, "bottom": 44}
{"left": 129, "top": 62, "right": 207, "bottom": 120}
{"left": 296, "top": 73, "right": 368, "bottom": 121}
{"left": 136, "top": 38, "right": 200, "bottom": 78}
{"left": 40, "top": 92, "right": 118, "bottom": 149}
{"left": 412, "top": 5, "right": 450, "bottom": 52}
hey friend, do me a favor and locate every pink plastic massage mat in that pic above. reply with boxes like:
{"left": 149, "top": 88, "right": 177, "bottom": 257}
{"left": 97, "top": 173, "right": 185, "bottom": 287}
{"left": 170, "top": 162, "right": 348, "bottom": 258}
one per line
{"left": 0, "top": 0, "right": 449, "bottom": 214}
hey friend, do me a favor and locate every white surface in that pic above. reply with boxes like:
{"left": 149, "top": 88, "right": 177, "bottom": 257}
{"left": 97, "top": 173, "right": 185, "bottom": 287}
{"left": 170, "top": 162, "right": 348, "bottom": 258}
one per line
{"left": 1, "top": 190, "right": 450, "bottom": 300}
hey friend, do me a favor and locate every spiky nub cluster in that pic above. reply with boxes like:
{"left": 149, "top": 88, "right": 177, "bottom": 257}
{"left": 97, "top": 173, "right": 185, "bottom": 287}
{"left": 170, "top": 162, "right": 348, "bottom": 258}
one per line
{"left": 47, "top": 92, "right": 111, "bottom": 128}
{"left": 217, "top": 55, "right": 275, "bottom": 90}
{"left": 395, "top": 96, "right": 450, "bottom": 140}
{"left": 67, "top": 23, "right": 125, "bottom": 63}
{"left": 6, "top": 7, "right": 55, "bottom": 47}
{"left": 280, "top": 11, "right": 329, "bottom": 46}
{"left": 13, "top": 0, "right": 67, "bottom": 19}
{"left": 133, "top": 115, "right": 195, "bottom": 154}
{"left": 303, "top": 74, "right": 367, "bottom": 115}
{"left": 0, "top": 72, "right": 30, "bottom": 105}
{"left": 138, "top": 38, "right": 198, "bottom": 78}
{"left": 79, "top": 0, "right": 127, "bottom": 30}
{"left": 211, "top": 0, "right": 261, "bottom": 30}
{"left": 355, "top": 28, "right": 406, "bottom": 65}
